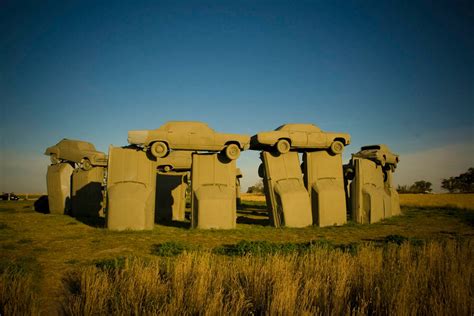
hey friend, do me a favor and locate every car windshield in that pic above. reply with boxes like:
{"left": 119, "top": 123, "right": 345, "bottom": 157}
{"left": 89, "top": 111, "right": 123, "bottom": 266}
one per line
{"left": 361, "top": 145, "right": 381, "bottom": 151}
{"left": 161, "top": 122, "right": 214, "bottom": 133}
{"left": 75, "top": 142, "right": 96, "bottom": 151}
{"left": 275, "top": 124, "right": 320, "bottom": 132}
{"left": 61, "top": 140, "right": 95, "bottom": 151}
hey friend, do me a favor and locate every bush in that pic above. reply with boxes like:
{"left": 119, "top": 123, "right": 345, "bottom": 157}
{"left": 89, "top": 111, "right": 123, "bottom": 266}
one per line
{"left": 247, "top": 180, "right": 264, "bottom": 194}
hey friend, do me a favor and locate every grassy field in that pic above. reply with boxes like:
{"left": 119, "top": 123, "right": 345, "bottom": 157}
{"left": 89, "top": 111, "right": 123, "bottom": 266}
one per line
{"left": 399, "top": 193, "right": 474, "bottom": 209}
{"left": 1, "top": 195, "right": 473, "bottom": 314}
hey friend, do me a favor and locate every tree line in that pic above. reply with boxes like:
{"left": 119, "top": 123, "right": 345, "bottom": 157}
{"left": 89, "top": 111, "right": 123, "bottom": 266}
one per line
{"left": 247, "top": 167, "right": 474, "bottom": 194}
{"left": 398, "top": 168, "right": 473, "bottom": 194}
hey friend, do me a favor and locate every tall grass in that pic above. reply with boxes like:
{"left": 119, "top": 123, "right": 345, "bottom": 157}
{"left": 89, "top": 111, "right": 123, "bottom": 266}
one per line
{"left": 61, "top": 240, "right": 473, "bottom": 315}
{"left": 0, "top": 267, "right": 39, "bottom": 315}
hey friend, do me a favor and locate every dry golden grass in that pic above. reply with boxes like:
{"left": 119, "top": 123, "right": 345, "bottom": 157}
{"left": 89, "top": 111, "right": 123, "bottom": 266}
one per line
{"left": 0, "top": 268, "right": 39, "bottom": 315}
{"left": 60, "top": 240, "right": 473, "bottom": 315}
{"left": 241, "top": 193, "right": 266, "bottom": 202}
{"left": 2, "top": 197, "right": 474, "bottom": 314}
{"left": 400, "top": 193, "right": 474, "bottom": 210}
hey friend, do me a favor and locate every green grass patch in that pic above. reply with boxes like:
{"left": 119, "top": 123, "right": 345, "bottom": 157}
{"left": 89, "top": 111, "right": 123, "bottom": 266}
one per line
{"left": 0, "top": 255, "right": 43, "bottom": 293}
{"left": 213, "top": 239, "right": 334, "bottom": 256}
{"left": 94, "top": 256, "right": 128, "bottom": 270}
{"left": 151, "top": 241, "right": 192, "bottom": 256}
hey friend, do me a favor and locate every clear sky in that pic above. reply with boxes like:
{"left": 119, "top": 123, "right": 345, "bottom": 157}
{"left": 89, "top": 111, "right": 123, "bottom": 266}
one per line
{"left": 1, "top": 0, "right": 473, "bottom": 193}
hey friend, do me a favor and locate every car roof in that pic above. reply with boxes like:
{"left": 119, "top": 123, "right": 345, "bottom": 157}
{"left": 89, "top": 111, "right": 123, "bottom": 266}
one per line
{"left": 159, "top": 121, "right": 213, "bottom": 132}
{"left": 275, "top": 123, "right": 321, "bottom": 132}
{"left": 361, "top": 144, "right": 390, "bottom": 151}
{"left": 57, "top": 139, "right": 96, "bottom": 151}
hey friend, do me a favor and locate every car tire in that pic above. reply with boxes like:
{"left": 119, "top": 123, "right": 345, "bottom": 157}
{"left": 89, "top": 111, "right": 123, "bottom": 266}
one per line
{"left": 81, "top": 158, "right": 92, "bottom": 171}
{"left": 330, "top": 140, "right": 344, "bottom": 155}
{"left": 151, "top": 142, "right": 168, "bottom": 158}
{"left": 50, "top": 154, "right": 60, "bottom": 164}
{"left": 276, "top": 139, "right": 290, "bottom": 154}
{"left": 225, "top": 143, "right": 241, "bottom": 160}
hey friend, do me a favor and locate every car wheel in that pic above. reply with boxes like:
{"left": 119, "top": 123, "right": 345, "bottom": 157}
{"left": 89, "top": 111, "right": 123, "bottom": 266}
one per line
{"left": 50, "top": 154, "right": 60, "bottom": 164}
{"left": 225, "top": 143, "right": 241, "bottom": 160}
{"left": 151, "top": 142, "right": 168, "bottom": 158}
{"left": 330, "top": 140, "right": 344, "bottom": 155}
{"left": 276, "top": 139, "right": 290, "bottom": 154}
{"left": 81, "top": 158, "right": 92, "bottom": 171}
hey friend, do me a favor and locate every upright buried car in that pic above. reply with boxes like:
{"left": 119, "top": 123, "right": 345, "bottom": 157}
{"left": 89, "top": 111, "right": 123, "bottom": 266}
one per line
{"left": 352, "top": 144, "right": 399, "bottom": 169}
{"left": 128, "top": 121, "right": 250, "bottom": 160}
{"left": 44, "top": 139, "right": 108, "bottom": 170}
{"left": 251, "top": 123, "right": 350, "bottom": 154}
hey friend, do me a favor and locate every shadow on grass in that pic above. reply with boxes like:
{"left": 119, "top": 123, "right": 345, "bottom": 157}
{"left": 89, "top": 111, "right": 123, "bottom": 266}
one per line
{"left": 74, "top": 216, "right": 106, "bottom": 228}
{"left": 240, "top": 202, "right": 268, "bottom": 210}
{"left": 33, "top": 196, "right": 50, "bottom": 214}
{"left": 237, "top": 216, "right": 270, "bottom": 226}
{"left": 156, "top": 220, "right": 191, "bottom": 229}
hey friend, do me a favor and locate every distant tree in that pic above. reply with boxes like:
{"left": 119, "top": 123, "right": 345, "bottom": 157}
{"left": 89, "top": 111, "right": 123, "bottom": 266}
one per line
{"left": 247, "top": 180, "right": 264, "bottom": 194}
{"left": 441, "top": 168, "right": 474, "bottom": 193}
{"left": 396, "top": 185, "right": 410, "bottom": 193}
{"left": 410, "top": 181, "right": 433, "bottom": 194}
{"left": 441, "top": 178, "right": 456, "bottom": 193}
{"left": 397, "top": 181, "right": 432, "bottom": 194}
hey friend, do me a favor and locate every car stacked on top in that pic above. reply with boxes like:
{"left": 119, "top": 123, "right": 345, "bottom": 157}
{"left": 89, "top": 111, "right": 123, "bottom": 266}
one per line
{"left": 128, "top": 121, "right": 250, "bottom": 160}
{"left": 250, "top": 123, "right": 350, "bottom": 154}
{"left": 44, "top": 139, "right": 108, "bottom": 170}
{"left": 352, "top": 144, "right": 399, "bottom": 170}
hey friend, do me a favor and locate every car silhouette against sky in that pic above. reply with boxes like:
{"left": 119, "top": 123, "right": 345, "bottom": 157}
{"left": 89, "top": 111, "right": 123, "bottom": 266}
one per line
{"left": 128, "top": 121, "right": 250, "bottom": 160}
{"left": 44, "top": 139, "right": 108, "bottom": 170}
{"left": 353, "top": 144, "right": 399, "bottom": 169}
{"left": 250, "top": 123, "right": 350, "bottom": 154}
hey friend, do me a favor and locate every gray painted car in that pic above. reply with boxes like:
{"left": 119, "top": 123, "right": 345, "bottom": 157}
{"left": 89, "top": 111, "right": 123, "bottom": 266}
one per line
{"left": 128, "top": 121, "right": 250, "bottom": 160}
{"left": 251, "top": 123, "right": 350, "bottom": 154}
{"left": 45, "top": 139, "right": 107, "bottom": 170}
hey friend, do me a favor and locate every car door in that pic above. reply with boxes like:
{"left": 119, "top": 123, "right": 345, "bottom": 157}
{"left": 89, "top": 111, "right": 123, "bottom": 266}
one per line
{"left": 189, "top": 126, "right": 215, "bottom": 150}
{"left": 307, "top": 131, "right": 328, "bottom": 147}
{"left": 288, "top": 131, "right": 307, "bottom": 147}
{"left": 167, "top": 127, "right": 189, "bottom": 149}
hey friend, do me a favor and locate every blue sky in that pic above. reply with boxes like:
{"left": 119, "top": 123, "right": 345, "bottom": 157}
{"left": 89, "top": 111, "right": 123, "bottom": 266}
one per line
{"left": 1, "top": 0, "right": 473, "bottom": 192}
